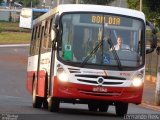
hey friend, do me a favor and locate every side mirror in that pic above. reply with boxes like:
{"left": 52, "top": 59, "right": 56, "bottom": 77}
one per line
{"left": 152, "top": 34, "right": 157, "bottom": 48}
{"left": 156, "top": 47, "right": 160, "bottom": 55}
{"left": 146, "top": 21, "right": 157, "bottom": 54}
{"left": 146, "top": 47, "right": 154, "bottom": 54}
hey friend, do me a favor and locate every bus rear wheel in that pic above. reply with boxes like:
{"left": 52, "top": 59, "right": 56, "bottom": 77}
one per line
{"left": 115, "top": 102, "right": 128, "bottom": 116}
{"left": 32, "top": 81, "right": 43, "bottom": 108}
{"left": 48, "top": 97, "right": 60, "bottom": 112}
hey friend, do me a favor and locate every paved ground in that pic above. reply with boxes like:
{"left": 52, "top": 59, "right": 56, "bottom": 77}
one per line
{"left": 142, "top": 79, "right": 160, "bottom": 111}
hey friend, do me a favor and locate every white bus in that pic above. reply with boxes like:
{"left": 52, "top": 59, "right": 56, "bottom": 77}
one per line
{"left": 19, "top": 8, "right": 48, "bottom": 29}
{"left": 26, "top": 4, "right": 157, "bottom": 116}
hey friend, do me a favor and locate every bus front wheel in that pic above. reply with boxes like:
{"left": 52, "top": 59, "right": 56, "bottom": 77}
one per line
{"left": 88, "top": 102, "right": 98, "bottom": 112}
{"left": 115, "top": 102, "right": 128, "bottom": 116}
{"left": 48, "top": 97, "right": 60, "bottom": 112}
{"left": 99, "top": 103, "right": 109, "bottom": 112}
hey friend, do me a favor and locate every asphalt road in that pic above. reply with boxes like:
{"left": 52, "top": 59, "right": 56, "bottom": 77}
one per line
{"left": 0, "top": 45, "right": 159, "bottom": 120}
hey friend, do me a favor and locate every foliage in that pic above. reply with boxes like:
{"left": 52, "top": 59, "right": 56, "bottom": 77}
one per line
{"left": 126, "top": 0, "right": 160, "bottom": 29}
{"left": 0, "top": 0, "right": 3, "bottom": 4}
{"left": 143, "top": 0, "right": 160, "bottom": 29}
{"left": 126, "top": 0, "right": 139, "bottom": 10}
{"left": 72, "top": 0, "right": 115, "bottom": 5}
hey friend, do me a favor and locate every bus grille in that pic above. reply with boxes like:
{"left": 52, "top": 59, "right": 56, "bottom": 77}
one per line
{"left": 77, "top": 79, "right": 123, "bottom": 85}
{"left": 68, "top": 68, "right": 81, "bottom": 73}
{"left": 75, "top": 74, "right": 126, "bottom": 80}
{"left": 78, "top": 89, "right": 121, "bottom": 96}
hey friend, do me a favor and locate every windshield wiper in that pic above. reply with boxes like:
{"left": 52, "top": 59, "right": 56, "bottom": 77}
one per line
{"left": 81, "top": 38, "right": 122, "bottom": 70}
{"left": 107, "top": 38, "right": 122, "bottom": 70}
{"left": 81, "top": 39, "right": 103, "bottom": 67}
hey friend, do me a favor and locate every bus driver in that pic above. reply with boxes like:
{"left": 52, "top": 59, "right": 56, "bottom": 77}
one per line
{"left": 112, "top": 36, "right": 130, "bottom": 51}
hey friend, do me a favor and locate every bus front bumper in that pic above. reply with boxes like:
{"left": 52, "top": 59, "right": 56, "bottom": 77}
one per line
{"left": 52, "top": 77, "right": 143, "bottom": 104}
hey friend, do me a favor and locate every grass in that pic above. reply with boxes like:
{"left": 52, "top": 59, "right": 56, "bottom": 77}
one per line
{"left": 0, "top": 22, "right": 31, "bottom": 44}
{"left": 0, "top": 22, "right": 20, "bottom": 31}
{"left": 0, "top": 32, "right": 31, "bottom": 44}
{"left": 0, "top": 21, "right": 30, "bottom": 32}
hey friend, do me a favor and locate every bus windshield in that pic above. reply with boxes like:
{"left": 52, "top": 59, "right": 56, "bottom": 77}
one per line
{"left": 59, "top": 13, "right": 145, "bottom": 68}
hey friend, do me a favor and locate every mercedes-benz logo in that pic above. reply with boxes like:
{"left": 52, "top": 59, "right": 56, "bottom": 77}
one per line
{"left": 97, "top": 77, "right": 104, "bottom": 85}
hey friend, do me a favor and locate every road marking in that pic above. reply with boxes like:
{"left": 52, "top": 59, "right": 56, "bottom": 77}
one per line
{"left": 0, "top": 44, "right": 29, "bottom": 47}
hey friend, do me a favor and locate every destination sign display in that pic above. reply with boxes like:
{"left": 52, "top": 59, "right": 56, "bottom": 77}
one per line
{"left": 80, "top": 14, "right": 132, "bottom": 27}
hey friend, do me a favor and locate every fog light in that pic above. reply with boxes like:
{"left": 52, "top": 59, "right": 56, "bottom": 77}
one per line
{"left": 132, "top": 75, "right": 143, "bottom": 87}
{"left": 57, "top": 67, "right": 68, "bottom": 82}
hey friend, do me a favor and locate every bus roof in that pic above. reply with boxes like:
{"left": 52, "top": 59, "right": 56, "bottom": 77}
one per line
{"left": 57, "top": 4, "right": 145, "bottom": 20}
{"left": 33, "top": 4, "right": 145, "bottom": 26}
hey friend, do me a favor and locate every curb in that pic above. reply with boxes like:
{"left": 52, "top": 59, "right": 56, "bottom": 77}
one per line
{"left": 141, "top": 102, "right": 160, "bottom": 112}
{"left": 0, "top": 44, "right": 29, "bottom": 47}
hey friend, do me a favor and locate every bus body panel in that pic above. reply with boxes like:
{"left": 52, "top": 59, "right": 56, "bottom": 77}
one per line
{"left": 26, "top": 71, "right": 35, "bottom": 95}
{"left": 37, "top": 70, "right": 46, "bottom": 97}
{"left": 27, "top": 52, "right": 51, "bottom": 97}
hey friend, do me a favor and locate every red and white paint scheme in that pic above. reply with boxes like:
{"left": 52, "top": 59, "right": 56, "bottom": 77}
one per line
{"left": 26, "top": 4, "right": 157, "bottom": 116}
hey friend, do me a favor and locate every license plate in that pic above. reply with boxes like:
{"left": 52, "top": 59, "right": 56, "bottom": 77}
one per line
{"left": 93, "top": 87, "right": 107, "bottom": 92}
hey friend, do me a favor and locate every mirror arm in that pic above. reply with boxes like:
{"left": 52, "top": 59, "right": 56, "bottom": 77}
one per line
{"left": 146, "top": 48, "right": 154, "bottom": 54}
{"left": 156, "top": 46, "right": 160, "bottom": 55}
{"left": 146, "top": 21, "right": 157, "bottom": 34}
{"left": 146, "top": 21, "right": 158, "bottom": 54}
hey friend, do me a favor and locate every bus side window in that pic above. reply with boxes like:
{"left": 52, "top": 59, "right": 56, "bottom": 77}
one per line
{"left": 30, "top": 27, "right": 37, "bottom": 56}
{"left": 41, "top": 18, "right": 53, "bottom": 53}
{"left": 40, "top": 25, "right": 45, "bottom": 53}
{"left": 35, "top": 25, "right": 41, "bottom": 55}
{"left": 48, "top": 18, "right": 53, "bottom": 50}
{"left": 41, "top": 21, "right": 48, "bottom": 53}
{"left": 30, "top": 28, "right": 34, "bottom": 56}
{"left": 38, "top": 24, "right": 41, "bottom": 39}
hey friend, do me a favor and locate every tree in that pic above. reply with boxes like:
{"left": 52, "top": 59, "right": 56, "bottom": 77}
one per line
{"left": 143, "top": 0, "right": 160, "bottom": 29}
{"left": 126, "top": 0, "right": 139, "bottom": 10}
{"left": 126, "top": 0, "right": 160, "bottom": 28}
{"left": 72, "top": 0, "right": 115, "bottom": 5}
{"left": 0, "top": 0, "right": 3, "bottom": 4}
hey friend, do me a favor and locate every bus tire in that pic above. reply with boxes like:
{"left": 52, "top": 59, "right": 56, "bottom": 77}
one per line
{"left": 43, "top": 100, "right": 48, "bottom": 109}
{"left": 115, "top": 102, "right": 128, "bottom": 116}
{"left": 48, "top": 97, "right": 60, "bottom": 112}
{"left": 88, "top": 102, "right": 98, "bottom": 112}
{"left": 32, "top": 80, "right": 43, "bottom": 108}
{"left": 98, "top": 103, "right": 109, "bottom": 112}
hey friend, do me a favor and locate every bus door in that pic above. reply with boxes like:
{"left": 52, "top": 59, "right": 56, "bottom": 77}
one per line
{"left": 37, "top": 20, "right": 52, "bottom": 97}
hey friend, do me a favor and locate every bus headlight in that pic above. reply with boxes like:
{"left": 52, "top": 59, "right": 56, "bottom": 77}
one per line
{"left": 57, "top": 67, "right": 68, "bottom": 82}
{"left": 132, "top": 74, "right": 143, "bottom": 87}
